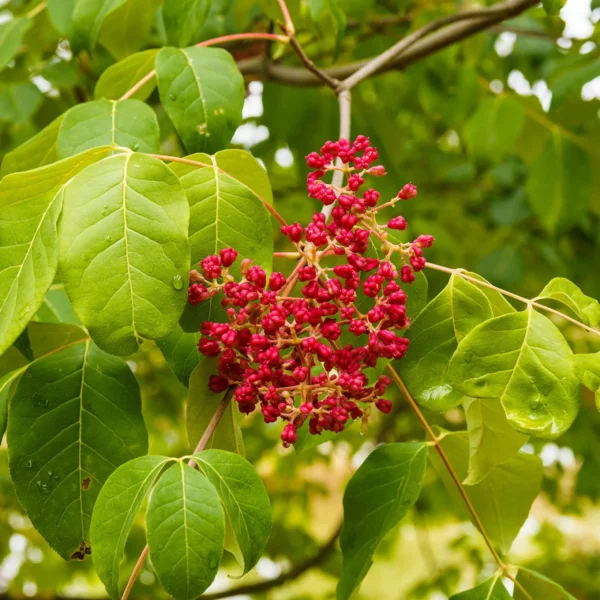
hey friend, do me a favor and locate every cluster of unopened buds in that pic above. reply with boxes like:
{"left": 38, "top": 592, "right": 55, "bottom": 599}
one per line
{"left": 188, "top": 136, "right": 434, "bottom": 447}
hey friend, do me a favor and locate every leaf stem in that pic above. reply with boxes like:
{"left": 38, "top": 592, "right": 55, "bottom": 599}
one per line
{"left": 119, "top": 32, "right": 290, "bottom": 101}
{"left": 276, "top": 0, "right": 295, "bottom": 36}
{"left": 385, "top": 364, "right": 533, "bottom": 600}
{"left": 26, "top": 1, "right": 46, "bottom": 18}
{"left": 120, "top": 390, "right": 233, "bottom": 600}
{"left": 426, "top": 262, "right": 600, "bottom": 337}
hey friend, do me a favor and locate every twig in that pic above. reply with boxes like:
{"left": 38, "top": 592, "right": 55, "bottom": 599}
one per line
{"left": 288, "top": 35, "right": 340, "bottom": 89}
{"left": 426, "top": 262, "right": 600, "bottom": 338}
{"left": 385, "top": 365, "right": 533, "bottom": 600}
{"left": 236, "top": 0, "right": 538, "bottom": 87}
{"left": 121, "top": 391, "right": 234, "bottom": 600}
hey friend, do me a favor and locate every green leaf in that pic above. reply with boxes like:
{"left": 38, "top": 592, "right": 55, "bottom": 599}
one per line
{"left": 58, "top": 153, "right": 190, "bottom": 355}
{"left": 0, "top": 146, "right": 116, "bottom": 357}
{"left": 163, "top": 0, "right": 211, "bottom": 47}
{"left": 463, "top": 272, "right": 515, "bottom": 316}
{"left": 449, "top": 574, "right": 511, "bottom": 599}
{"left": 72, "top": 0, "right": 128, "bottom": 49}
{"left": 7, "top": 341, "right": 148, "bottom": 560}
{"left": 337, "top": 442, "right": 427, "bottom": 600}
{"left": 0, "top": 115, "right": 63, "bottom": 177}
{"left": 14, "top": 330, "right": 34, "bottom": 361}
{"left": 187, "top": 360, "right": 244, "bottom": 455}
{"left": 57, "top": 99, "right": 160, "bottom": 159}
{"left": 98, "top": 0, "right": 164, "bottom": 59}
{"left": 449, "top": 308, "right": 581, "bottom": 439}
{"left": 147, "top": 461, "right": 225, "bottom": 600}
{"left": 27, "top": 321, "right": 89, "bottom": 358}
{"left": 571, "top": 352, "right": 600, "bottom": 411}
{"left": 156, "top": 46, "right": 244, "bottom": 153}
{"left": 0, "top": 17, "right": 32, "bottom": 73}
{"left": 91, "top": 455, "right": 173, "bottom": 599}
{"left": 463, "top": 398, "right": 528, "bottom": 485}
{"left": 156, "top": 325, "right": 202, "bottom": 386}
{"left": 430, "top": 431, "right": 542, "bottom": 553}
{"left": 464, "top": 95, "right": 525, "bottom": 162}
{"left": 0, "top": 369, "right": 22, "bottom": 441}
{"left": 550, "top": 60, "right": 600, "bottom": 110}
{"left": 542, "top": 0, "right": 565, "bottom": 16}
{"left": 48, "top": 0, "right": 76, "bottom": 35}
{"left": 526, "top": 132, "right": 592, "bottom": 233}
{"left": 536, "top": 277, "right": 600, "bottom": 328}
{"left": 36, "top": 286, "right": 81, "bottom": 325}
{"left": 0, "top": 82, "right": 44, "bottom": 123}
{"left": 515, "top": 568, "right": 576, "bottom": 599}
{"left": 94, "top": 49, "right": 158, "bottom": 101}
{"left": 178, "top": 152, "right": 273, "bottom": 332}
{"left": 193, "top": 449, "right": 272, "bottom": 574}
{"left": 398, "top": 273, "right": 493, "bottom": 412}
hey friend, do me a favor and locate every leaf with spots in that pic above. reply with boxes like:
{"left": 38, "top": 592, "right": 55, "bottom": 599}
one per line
{"left": 156, "top": 46, "right": 244, "bottom": 154}
{"left": 7, "top": 340, "right": 148, "bottom": 560}
{"left": 91, "top": 455, "right": 174, "bottom": 599}
{"left": 397, "top": 273, "right": 493, "bottom": 412}
{"left": 449, "top": 308, "right": 580, "bottom": 439}
{"left": 178, "top": 152, "right": 273, "bottom": 331}
{"left": 57, "top": 99, "right": 160, "bottom": 159}
{"left": 192, "top": 450, "right": 272, "bottom": 574}
{"left": 58, "top": 153, "right": 190, "bottom": 355}
{"left": 147, "top": 461, "right": 225, "bottom": 600}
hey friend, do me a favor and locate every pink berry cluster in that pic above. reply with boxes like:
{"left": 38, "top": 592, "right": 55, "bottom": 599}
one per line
{"left": 188, "top": 136, "right": 434, "bottom": 447}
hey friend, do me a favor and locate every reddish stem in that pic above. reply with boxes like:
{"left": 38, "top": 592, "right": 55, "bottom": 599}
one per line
{"left": 198, "top": 33, "right": 288, "bottom": 47}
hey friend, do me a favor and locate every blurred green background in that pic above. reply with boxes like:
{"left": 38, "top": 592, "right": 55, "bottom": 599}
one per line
{"left": 1, "top": 0, "right": 600, "bottom": 598}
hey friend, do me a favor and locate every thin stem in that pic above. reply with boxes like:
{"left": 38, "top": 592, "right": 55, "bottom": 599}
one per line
{"left": 198, "top": 33, "right": 288, "bottom": 47}
{"left": 385, "top": 365, "right": 533, "bottom": 600}
{"left": 26, "top": 1, "right": 46, "bottom": 18}
{"left": 120, "top": 546, "right": 149, "bottom": 600}
{"left": 150, "top": 154, "right": 288, "bottom": 227}
{"left": 277, "top": 0, "right": 295, "bottom": 35}
{"left": 287, "top": 35, "right": 340, "bottom": 89}
{"left": 121, "top": 391, "right": 233, "bottom": 600}
{"left": 274, "top": 251, "right": 301, "bottom": 258}
{"left": 426, "top": 262, "right": 600, "bottom": 338}
{"left": 120, "top": 32, "right": 290, "bottom": 101}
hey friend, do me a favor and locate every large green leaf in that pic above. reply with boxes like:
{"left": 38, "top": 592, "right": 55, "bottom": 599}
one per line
{"left": 94, "top": 49, "right": 158, "bottom": 101}
{"left": 449, "top": 574, "right": 511, "bottom": 599}
{"left": 147, "top": 461, "right": 225, "bottom": 600}
{"left": 526, "top": 132, "right": 592, "bottom": 233}
{"left": 464, "top": 95, "right": 525, "bottom": 162}
{"left": 463, "top": 272, "right": 515, "bottom": 316}
{"left": 193, "top": 450, "right": 272, "bottom": 574}
{"left": 187, "top": 360, "right": 244, "bottom": 455}
{"left": 72, "top": 0, "right": 128, "bottom": 49}
{"left": 98, "top": 0, "right": 164, "bottom": 59}
{"left": 0, "top": 115, "right": 63, "bottom": 177}
{"left": 430, "top": 431, "right": 542, "bottom": 553}
{"left": 462, "top": 398, "right": 528, "bottom": 485}
{"left": 535, "top": 277, "right": 600, "bottom": 328}
{"left": 57, "top": 99, "right": 160, "bottom": 159}
{"left": 0, "top": 369, "right": 21, "bottom": 441}
{"left": 58, "top": 152, "right": 190, "bottom": 355}
{"left": 571, "top": 352, "right": 600, "bottom": 411}
{"left": 398, "top": 274, "right": 493, "bottom": 412}
{"left": 337, "top": 442, "right": 427, "bottom": 600}
{"left": 156, "top": 325, "right": 202, "bottom": 386}
{"left": 163, "top": 0, "right": 211, "bottom": 47}
{"left": 449, "top": 308, "right": 580, "bottom": 439}
{"left": 7, "top": 341, "right": 148, "bottom": 560}
{"left": 178, "top": 152, "right": 273, "bottom": 331}
{"left": 156, "top": 46, "right": 244, "bottom": 153}
{"left": 90, "top": 455, "right": 174, "bottom": 599}
{"left": 515, "top": 568, "right": 576, "bottom": 599}
{"left": 0, "top": 17, "right": 32, "bottom": 73}
{"left": 0, "top": 147, "right": 115, "bottom": 357}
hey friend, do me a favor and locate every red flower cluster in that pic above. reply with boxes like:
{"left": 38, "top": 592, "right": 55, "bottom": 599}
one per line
{"left": 188, "top": 136, "right": 433, "bottom": 446}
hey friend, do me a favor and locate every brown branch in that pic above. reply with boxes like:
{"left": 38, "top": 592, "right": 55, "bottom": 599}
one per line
{"left": 238, "top": 0, "right": 538, "bottom": 86}
{"left": 201, "top": 522, "right": 342, "bottom": 599}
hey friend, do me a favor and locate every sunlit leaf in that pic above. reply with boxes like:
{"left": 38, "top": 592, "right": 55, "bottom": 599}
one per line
{"left": 515, "top": 567, "right": 576, "bottom": 599}
{"left": 536, "top": 277, "right": 600, "bottom": 328}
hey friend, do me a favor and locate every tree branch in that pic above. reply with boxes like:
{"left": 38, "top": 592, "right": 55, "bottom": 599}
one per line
{"left": 238, "top": 0, "right": 538, "bottom": 86}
